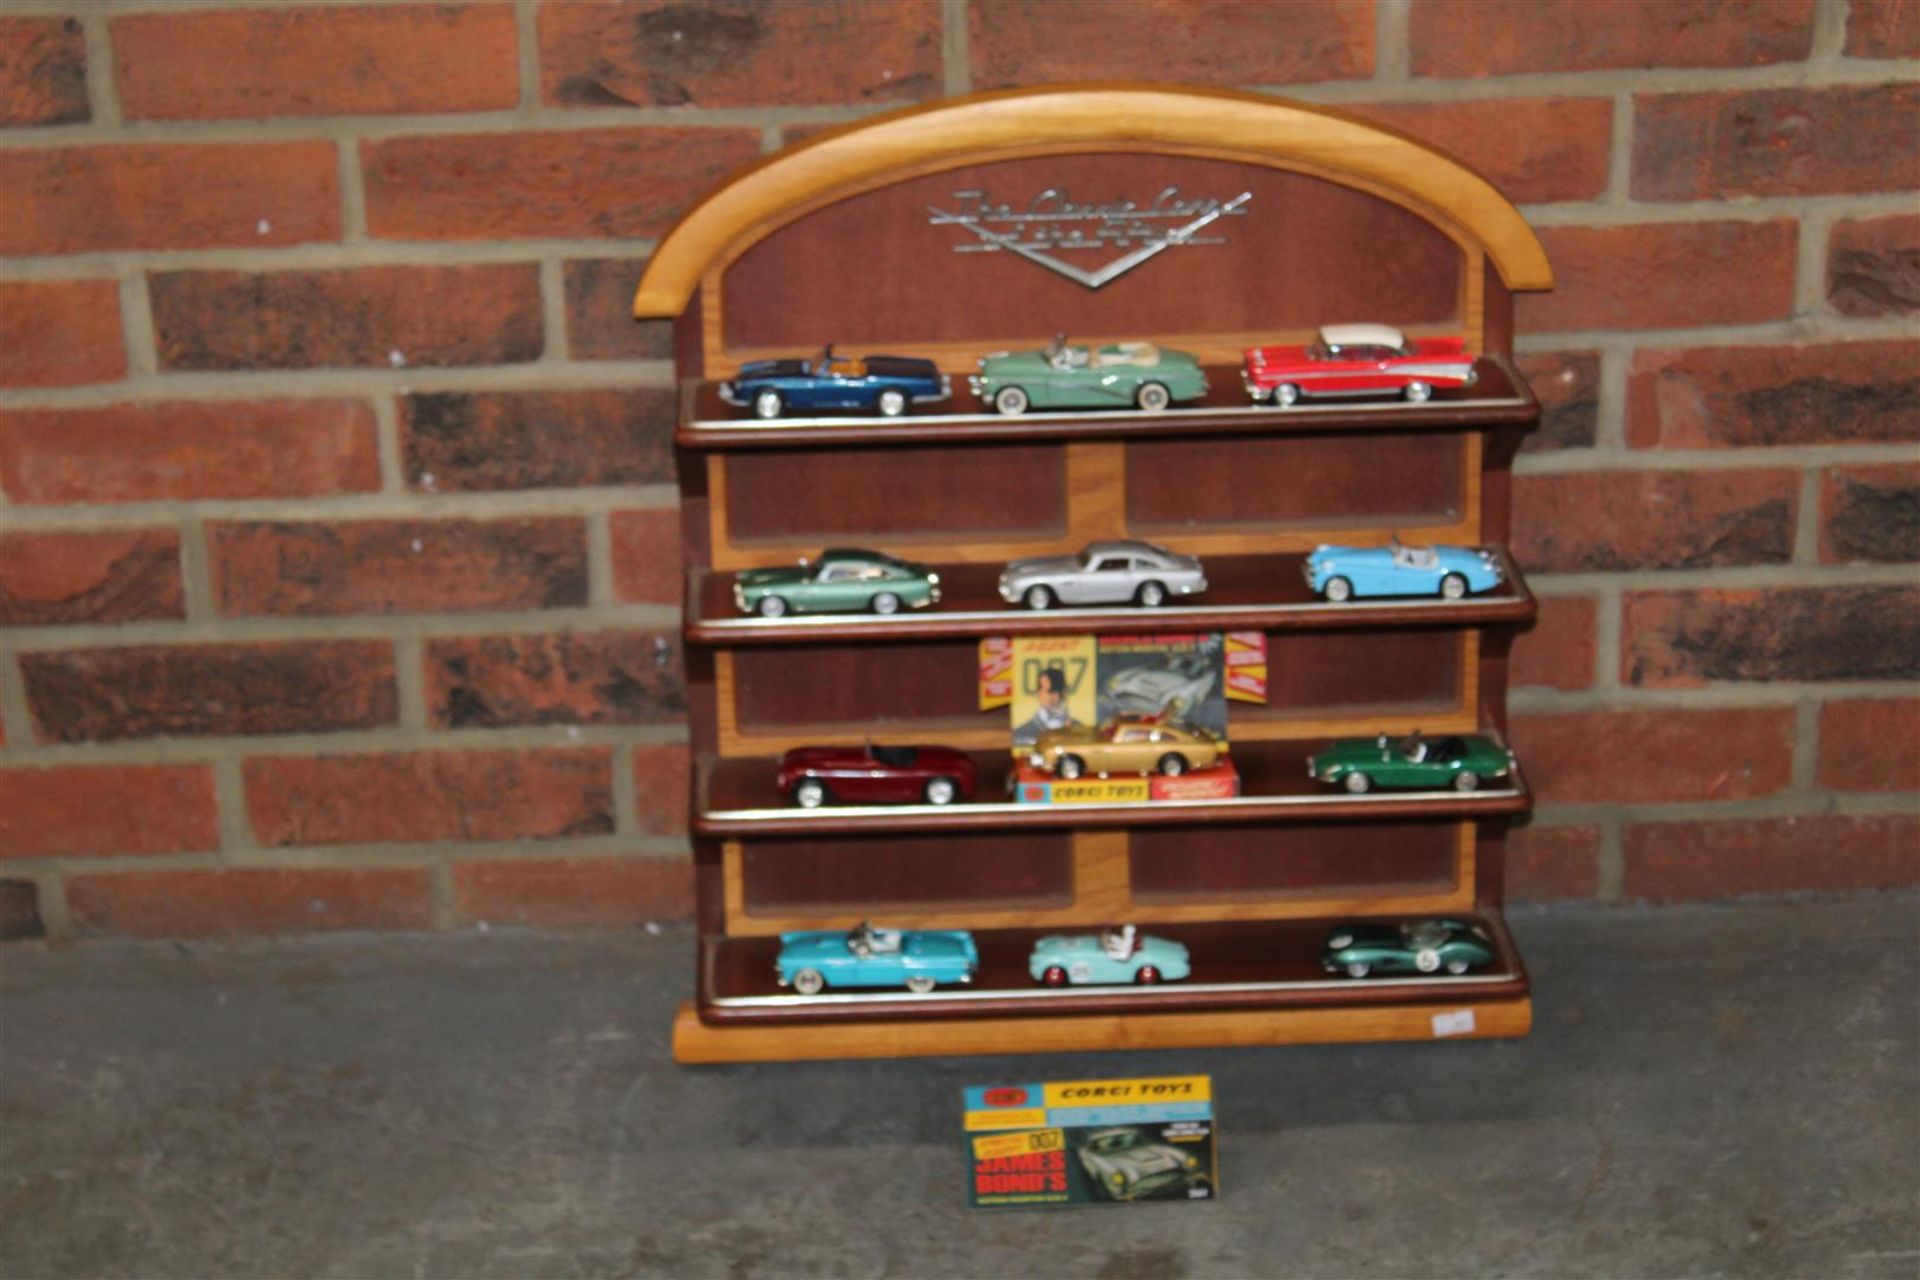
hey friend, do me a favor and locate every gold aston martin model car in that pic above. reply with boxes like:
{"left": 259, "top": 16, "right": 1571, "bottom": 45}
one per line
{"left": 1025, "top": 717, "right": 1224, "bottom": 779}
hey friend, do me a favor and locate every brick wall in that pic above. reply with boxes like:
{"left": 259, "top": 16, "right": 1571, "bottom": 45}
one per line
{"left": 1, "top": 0, "right": 1914, "bottom": 939}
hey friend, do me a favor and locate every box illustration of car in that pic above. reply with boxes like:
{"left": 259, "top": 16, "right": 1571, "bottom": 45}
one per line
{"left": 1076, "top": 1128, "right": 1204, "bottom": 1201}
{"left": 778, "top": 742, "right": 976, "bottom": 808}
{"left": 1000, "top": 539, "right": 1206, "bottom": 610}
{"left": 971, "top": 335, "right": 1207, "bottom": 415}
{"left": 1308, "top": 731, "right": 1514, "bottom": 793}
{"left": 1103, "top": 652, "right": 1217, "bottom": 720}
{"left": 1029, "top": 925, "right": 1191, "bottom": 986}
{"left": 1322, "top": 918, "right": 1495, "bottom": 978}
{"left": 734, "top": 548, "right": 940, "bottom": 618}
{"left": 720, "top": 344, "right": 950, "bottom": 418}
{"left": 1304, "top": 540, "right": 1503, "bottom": 602}
{"left": 1242, "top": 323, "right": 1477, "bottom": 406}
{"left": 775, "top": 922, "right": 979, "bottom": 995}
{"left": 1027, "top": 716, "right": 1224, "bottom": 779}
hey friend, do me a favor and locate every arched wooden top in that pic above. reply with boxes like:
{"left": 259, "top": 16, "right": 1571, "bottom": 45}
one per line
{"left": 633, "top": 84, "right": 1553, "bottom": 318}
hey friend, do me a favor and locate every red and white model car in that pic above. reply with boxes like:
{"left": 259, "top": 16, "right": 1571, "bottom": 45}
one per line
{"left": 1242, "top": 324, "right": 1477, "bottom": 407}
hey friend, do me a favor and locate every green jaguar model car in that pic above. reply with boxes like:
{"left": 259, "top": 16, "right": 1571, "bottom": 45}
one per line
{"left": 733, "top": 548, "right": 940, "bottom": 618}
{"left": 970, "top": 335, "right": 1208, "bottom": 415}
{"left": 1307, "top": 731, "right": 1514, "bottom": 793}
{"left": 1322, "top": 919, "right": 1496, "bottom": 978}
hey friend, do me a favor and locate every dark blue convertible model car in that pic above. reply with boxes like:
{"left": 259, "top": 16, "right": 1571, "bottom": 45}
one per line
{"left": 720, "top": 345, "right": 950, "bottom": 419}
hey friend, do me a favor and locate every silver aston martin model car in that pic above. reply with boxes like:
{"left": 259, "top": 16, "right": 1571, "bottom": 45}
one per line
{"left": 998, "top": 540, "right": 1207, "bottom": 610}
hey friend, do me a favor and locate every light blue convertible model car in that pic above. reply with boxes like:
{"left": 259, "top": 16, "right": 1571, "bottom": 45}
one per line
{"left": 1029, "top": 925, "right": 1191, "bottom": 986}
{"left": 776, "top": 921, "right": 979, "bottom": 995}
{"left": 1305, "top": 539, "right": 1503, "bottom": 603}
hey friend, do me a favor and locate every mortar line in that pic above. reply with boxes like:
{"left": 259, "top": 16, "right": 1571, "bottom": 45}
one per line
{"left": 1373, "top": 0, "right": 1411, "bottom": 81}
{"left": 1591, "top": 341, "right": 1630, "bottom": 451}
{"left": 1593, "top": 587, "right": 1624, "bottom": 692}
{"left": 393, "top": 634, "right": 429, "bottom": 731}
{"left": 0, "top": 648, "right": 38, "bottom": 749}
{"left": 611, "top": 740, "right": 638, "bottom": 836}
{"left": 1792, "top": 467, "right": 1825, "bottom": 564}
{"left": 538, "top": 257, "right": 569, "bottom": 364}
{"left": 940, "top": 0, "right": 972, "bottom": 97}
{"left": 1791, "top": 697, "right": 1823, "bottom": 792}
{"left": 1512, "top": 682, "right": 1920, "bottom": 714}
{"left": 0, "top": 485, "right": 684, "bottom": 530}
{"left": 32, "top": 870, "right": 72, "bottom": 941}
{"left": 211, "top": 755, "right": 254, "bottom": 856}
{"left": 585, "top": 508, "right": 617, "bottom": 607}
{"left": 336, "top": 136, "right": 368, "bottom": 242}
{"left": 177, "top": 510, "right": 217, "bottom": 622}
{"left": 371, "top": 392, "right": 407, "bottom": 493}
{"left": 0, "top": 359, "right": 679, "bottom": 407}
{"left": 1593, "top": 816, "right": 1624, "bottom": 902}
{"left": 1793, "top": 206, "right": 1835, "bottom": 318}
{"left": 0, "top": 721, "right": 691, "bottom": 768}
{"left": 1604, "top": 92, "right": 1634, "bottom": 206}
{"left": 2, "top": 835, "right": 697, "bottom": 876}
{"left": 514, "top": 0, "right": 542, "bottom": 111}
{"left": 77, "top": 3, "right": 120, "bottom": 128}
{"left": 116, "top": 270, "right": 158, "bottom": 376}
{"left": 1811, "top": 0, "right": 1854, "bottom": 61}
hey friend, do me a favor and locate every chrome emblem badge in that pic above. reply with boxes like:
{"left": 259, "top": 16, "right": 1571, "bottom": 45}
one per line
{"left": 928, "top": 187, "right": 1252, "bottom": 290}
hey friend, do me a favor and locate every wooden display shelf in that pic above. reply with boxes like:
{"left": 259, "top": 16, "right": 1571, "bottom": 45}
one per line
{"left": 687, "top": 548, "right": 1534, "bottom": 645}
{"left": 695, "top": 740, "right": 1530, "bottom": 836}
{"left": 682, "top": 912, "right": 1528, "bottom": 1041}
{"left": 677, "top": 355, "right": 1538, "bottom": 448}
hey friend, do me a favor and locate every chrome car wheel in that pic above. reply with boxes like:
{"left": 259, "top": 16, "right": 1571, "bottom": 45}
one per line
{"left": 1404, "top": 381, "right": 1433, "bottom": 403}
{"left": 793, "top": 968, "right": 825, "bottom": 995}
{"left": 793, "top": 779, "right": 828, "bottom": 808}
{"left": 1056, "top": 754, "right": 1086, "bottom": 780}
{"left": 1135, "top": 381, "right": 1170, "bottom": 412}
{"left": 1453, "top": 771, "right": 1480, "bottom": 792}
{"left": 753, "top": 389, "right": 783, "bottom": 419}
{"left": 876, "top": 387, "right": 907, "bottom": 417}
{"left": 1440, "top": 573, "right": 1468, "bottom": 600}
{"left": 1135, "top": 580, "right": 1167, "bottom": 608}
{"left": 994, "top": 386, "right": 1030, "bottom": 415}
{"left": 1346, "top": 961, "right": 1371, "bottom": 978}
{"left": 1343, "top": 771, "right": 1371, "bottom": 794}
{"left": 924, "top": 777, "right": 957, "bottom": 805}
{"left": 905, "top": 975, "right": 937, "bottom": 994}
{"left": 1324, "top": 576, "right": 1353, "bottom": 603}
{"left": 1023, "top": 584, "right": 1055, "bottom": 610}
{"left": 1446, "top": 958, "right": 1472, "bottom": 975}
{"left": 1157, "top": 753, "right": 1188, "bottom": 777}
{"left": 871, "top": 591, "right": 901, "bottom": 615}
{"left": 1275, "top": 383, "right": 1301, "bottom": 407}
{"left": 757, "top": 595, "right": 789, "bottom": 618}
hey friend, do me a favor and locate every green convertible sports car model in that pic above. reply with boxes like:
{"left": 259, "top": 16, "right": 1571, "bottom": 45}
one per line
{"left": 1308, "top": 731, "right": 1514, "bottom": 794}
{"left": 733, "top": 548, "right": 940, "bottom": 618}
{"left": 970, "top": 336, "right": 1208, "bottom": 415}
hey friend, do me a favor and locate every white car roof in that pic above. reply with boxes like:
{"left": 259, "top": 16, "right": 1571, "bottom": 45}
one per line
{"left": 1320, "top": 322, "right": 1407, "bottom": 348}
{"left": 1083, "top": 539, "right": 1171, "bottom": 562}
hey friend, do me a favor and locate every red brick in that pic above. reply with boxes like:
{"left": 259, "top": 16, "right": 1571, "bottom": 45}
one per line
{"left": 1506, "top": 825, "right": 1601, "bottom": 903}
{"left": 632, "top": 743, "right": 690, "bottom": 837}
{"left": 1411, "top": 0, "right": 1813, "bottom": 75}
{"left": 1623, "top": 586, "right": 1920, "bottom": 687}
{"left": 211, "top": 518, "right": 587, "bottom": 618}
{"left": 1828, "top": 214, "right": 1920, "bottom": 318}
{"left": 974, "top": 1, "right": 1372, "bottom": 85}
{"left": 401, "top": 389, "right": 674, "bottom": 493}
{"left": 112, "top": 4, "right": 517, "bottom": 121}
{"left": 247, "top": 748, "right": 612, "bottom": 847}
{"left": 1351, "top": 99, "right": 1612, "bottom": 205}
{"left": 1511, "top": 594, "right": 1596, "bottom": 691}
{"left": 0, "top": 16, "right": 87, "bottom": 127}
{"left": 1634, "top": 85, "right": 1920, "bottom": 202}
{"left": 0, "top": 279, "right": 124, "bottom": 388}
{"left": 0, "top": 764, "right": 218, "bottom": 859}
{"left": 0, "top": 142, "right": 338, "bottom": 255}
{"left": 0, "top": 529, "right": 183, "bottom": 626}
{"left": 1511, "top": 707, "right": 1794, "bottom": 805}
{"left": 362, "top": 128, "right": 760, "bottom": 242}
{"left": 1848, "top": 0, "right": 1920, "bottom": 57}
{"left": 1516, "top": 350, "right": 1600, "bottom": 452}
{"left": 67, "top": 867, "right": 431, "bottom": 937}
{"left": 1818, "top": 698, "right": 1920, "bottom": 792}
{"left": 1513, "top": 469, "right": 1798, "bottom": 572}
{"left": 151, "top": 265, "right": 542, "bottom": 372}
{"left": 971, "top": 0, "right": 1372, "bottom": 86}
{"left": 21, "top": 640, "right": 397, "bottom": 743}
{"left": 1823, "top": 463, "right": 1920, "bottom": 564}
{"left": 541, "top": 1, "right": 939, "bottom": 108}
{"left": 427, "top": 631, "right": 685, "bottom": 729}
{"left": 0, "top": 399, "right": 379, "bottom": 505}
{"left": 453, "top": 857, "right": 692, "bottom": 928}
{"left": 1518, "top": 222, "right": 1796, "bottom": 334}
{"left": 610, "top": 507, "right": 683, "bottom": 606}
{"left": 1627, "top": 341, "right": 1920, "bottom": 449}
{"left": 1622, "top": 813, "right": 1920, "bottom": 903}
{"left": 564, "top": 259, "right": 674, "bottom": 361}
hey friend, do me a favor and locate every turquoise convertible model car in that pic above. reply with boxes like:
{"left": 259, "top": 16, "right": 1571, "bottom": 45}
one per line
{"left": 776, "top": 922, "right": 978, "bottom": 995}
{"left": 1029, "top": 925, "right": 1191, "bottom": 986}
{"left": 1305, "top": 539, "right": 1503, "bottom": 602}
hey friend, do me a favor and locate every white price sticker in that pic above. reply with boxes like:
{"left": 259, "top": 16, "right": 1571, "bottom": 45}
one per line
{"left": 1431, "top": 1009, "right": 1477, "bottom": 1038}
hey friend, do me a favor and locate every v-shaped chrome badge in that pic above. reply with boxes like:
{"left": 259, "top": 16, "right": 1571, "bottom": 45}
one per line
{"left": 928, "top": 191, "right": 1252, "bottom": 290}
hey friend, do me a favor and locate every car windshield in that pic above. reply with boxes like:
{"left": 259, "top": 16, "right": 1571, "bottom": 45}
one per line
{"left": 1090, "top": 1132, "right": 1143, "bottom": 1153}
{"left": 1391, "top": 543, "right": 1439, "bottom": 569}
{"left": 1404, "top": 921, "right": 1450, "bottom": 949}
{"left": 869, "top": 744, "right": 917, "bottom": 768}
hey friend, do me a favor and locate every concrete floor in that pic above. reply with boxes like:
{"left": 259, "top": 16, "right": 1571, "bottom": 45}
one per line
{"left": 1, "top": 898, "right": 1915, "bottom": 1280}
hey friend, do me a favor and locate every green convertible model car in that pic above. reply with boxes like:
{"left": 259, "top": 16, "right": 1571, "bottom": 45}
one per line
{"left": 1308, "top": 731, "right": 1514, "bottom": 794}
{"left": 970, "top": 336, "right": 1208, "bottom": 415}
{"left": 733, "top": 548, "right": 940, "bottom": 618}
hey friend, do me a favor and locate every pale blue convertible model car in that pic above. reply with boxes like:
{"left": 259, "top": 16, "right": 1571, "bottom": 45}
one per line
{"left": 776, "top": 921, "right": 979, "bottom": 995}
{"left": 1305, "top": 539, "right": 1503, "bottom": 603}
{"left": 1029, "top": 925, "right": 1191, "bottom": 986}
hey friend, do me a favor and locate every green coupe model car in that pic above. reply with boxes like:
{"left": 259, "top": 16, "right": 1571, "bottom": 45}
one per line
{"left": 1307, "top": 731, "right": 1514, "bottom": 793}
{"left": 1322, "top": 919, "right": 1496, "bottom": 978}
{"left": 732, "top": 548, "right": 940, "bottom": 618}
{"left": 970, "top": 336, "right": 1208, "bottom": 415}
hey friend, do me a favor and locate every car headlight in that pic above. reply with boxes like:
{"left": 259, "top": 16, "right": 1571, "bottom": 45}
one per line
{"left": 1110, "top": 1172, "right": 1126, "bottom": 1186}
{"left": 1184, "top": 1155, "right": 1198, "bottom": 1168}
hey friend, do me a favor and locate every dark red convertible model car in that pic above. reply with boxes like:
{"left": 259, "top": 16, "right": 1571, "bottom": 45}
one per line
{"left": 778, "top": 743, "right": 977, "bottom": 808}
